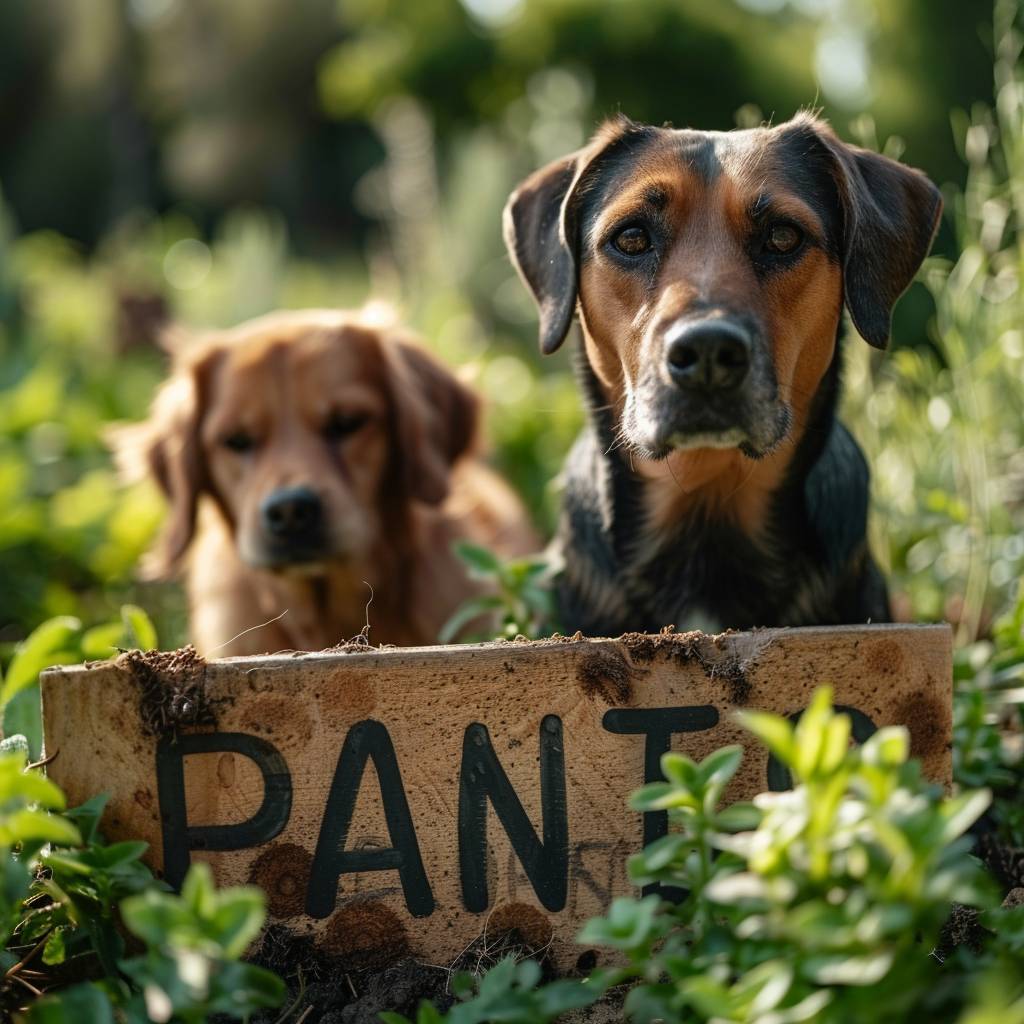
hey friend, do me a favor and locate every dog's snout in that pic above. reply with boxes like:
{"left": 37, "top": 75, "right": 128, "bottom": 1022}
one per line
{"left": 665, "top": 320, "right": 751, "bottom": 392}
{"left": 261, "top": 486, "right": 323, "bottom": 539}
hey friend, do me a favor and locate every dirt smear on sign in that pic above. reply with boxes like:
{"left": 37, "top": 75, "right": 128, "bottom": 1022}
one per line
{"left": 618, "top": 627, "right": 753, "bottom": 704}
{"left": 576, "top": 648, "right": 633, "bottom": 704}
{"left": 118, "top": 645, "right": 222, "bottom": 737}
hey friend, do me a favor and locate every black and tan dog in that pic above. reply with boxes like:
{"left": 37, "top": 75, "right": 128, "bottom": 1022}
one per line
{"left": 504, "top": 113, "right": 941, "bottom": 635}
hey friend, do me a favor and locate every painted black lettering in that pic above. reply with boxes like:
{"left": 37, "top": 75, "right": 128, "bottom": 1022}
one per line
{"left": 459, "top": 715, "right": 567, "bottom": 913}
{"left": 156, "top": 732, "right": 292, "bottom": 889}
{"left": 306, "top": 720, "right": 433, "bottom": 919}
{"left": 603, "top": 706, "right": 720, "bottom": 897}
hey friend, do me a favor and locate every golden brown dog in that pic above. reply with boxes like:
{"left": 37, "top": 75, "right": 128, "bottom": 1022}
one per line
{"left": 112, "top": 308, "right": 535, "bottom": 655}
{"left": 505, "top": 112, "right": 941, "bottom": 635}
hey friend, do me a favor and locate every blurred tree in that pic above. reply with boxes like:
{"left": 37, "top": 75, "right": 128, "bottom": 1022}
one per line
{"left": 0, "top": 0, "right": 997, "bottom": 251}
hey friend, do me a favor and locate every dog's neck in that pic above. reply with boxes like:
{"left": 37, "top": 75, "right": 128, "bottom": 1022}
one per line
{"left": 576, "top": 330, "right": 843, "bottom": 543}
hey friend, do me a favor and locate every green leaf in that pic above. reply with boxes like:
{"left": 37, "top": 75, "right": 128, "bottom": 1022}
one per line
{"left": 25, "top": 983, "right": 117, "bottom": 1024}
{"left": 80, "top": 623, "right": 126, "bottom": 660}
{"left": 638, "top": 832, "right": 692, "bottom": 871}
{"left": 3, "top": 685, "right": 43, "bottom": 761}
{"left": 629, "top": 780, "right": 696, "bottom": 812}
{"left": 861, "top": 726, "right": 910, "bottom": 768}
{"left": 939, "top": 788, "right": 991, "bottom": 843}
{"left": 207, "top": 888, "right": 267, "bottom": 957}
{"left": 738, "top": 709, "right": 796, "bottom": 765}
{"left": 452, "top": 542, "right": 502, "bottom": 577}
{"left": 578, "top": 895, "right": 663, "bottom": 949}
{"left": 97, "top": 840, "right": 150, "bottom": 868}
{"left": 661, "top": 751, "right": 700, "bottom": 790}
{"left": 714, "top": 801, "right": 762, "bottom": 831}
{"left": 0, "top": 808, "right": 82, "bottom": 847}
{"left": 819, "top": 712, "right": 851, "bottom": 775}
{"left": 121, "top": 604, "right": 158, "bottom": 652}
{"left": 679, "top": 975, "right": 735, "bottom": 1019}
{"left": 698, "top": 744, "right": 743, "bottom": 788}
{"left": 536, "top": 978, "right": 602, "bottom": 1015}
{"left": 1, "top": 616, "right": 81, "bottom": 706}
{"left": 65, "top": 793, "right": 110, "bottom": 845}
{"left": 42, "top": 927, "right": 67, "bottom": 966}
{"left": 438, "top": 595, "right": 504, "bottom": 644}
{"left": 793, "top": 686, "right": 832, "bottom": 778}
{"left": 803, "top": 950, "right": 894, "bottom": 985}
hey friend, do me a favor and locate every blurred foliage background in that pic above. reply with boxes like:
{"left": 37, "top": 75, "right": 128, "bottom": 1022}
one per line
{"left": 0, "top": 0, "right": 1019, "bottom": 658}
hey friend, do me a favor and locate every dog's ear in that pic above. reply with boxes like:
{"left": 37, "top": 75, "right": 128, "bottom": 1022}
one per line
{"left": 504, "top": 117, "right": 646, "bottom": 355}
{"left": 107, "top": 364, "right": 208, "bottom": 578}
{"left": 791, "top": 116, "right": 943, "bottom": 349}
{"left": 504, "top": 152, "right": 581, "bottom": 356}
{"left": 386, "top": 338, "right": 479, "bottom": 506}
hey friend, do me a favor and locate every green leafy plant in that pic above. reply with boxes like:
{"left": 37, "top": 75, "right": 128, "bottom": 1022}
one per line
{"left": 439, "top": 543, "right": 557, "bottom": 643}
{"left": 24, "top": 861, "right": 284, "bottom": 1023}
{"left": 0, "top": 747, "right": 283, "bottom": 1022}
{"left": 395, "top": 688, "right": 1019, "bottom": 1024}
{"left": 381, "top": 958, "right": 596, "bottom": 1024}
{"left": 954, "top": 582, "right": 1024, "bottom": 848}
{"left": 0, "top": 606, "right": 158, "bottom": 761}
{"left": 589, "top": 689, "right": 993, "bottom": 1023}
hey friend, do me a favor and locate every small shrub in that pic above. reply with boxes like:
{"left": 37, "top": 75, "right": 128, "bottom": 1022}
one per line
{"left": 954, "top": 582, "right": 1024, "bottom": 848}
{"left": 0, "top": 723, "right": 282, "bottom": 1021}
{"left": 394, "top": 688, "right": 1018, "bottom": 1024}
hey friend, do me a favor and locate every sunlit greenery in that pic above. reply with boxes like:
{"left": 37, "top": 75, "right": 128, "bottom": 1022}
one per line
{"left": 388, "top": 689, "right": 1024, "bottom": 1024}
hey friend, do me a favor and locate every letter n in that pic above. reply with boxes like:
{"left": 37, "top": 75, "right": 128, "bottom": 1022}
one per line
{"left": 459, "top": 714, "right": 567, "bottom": 913}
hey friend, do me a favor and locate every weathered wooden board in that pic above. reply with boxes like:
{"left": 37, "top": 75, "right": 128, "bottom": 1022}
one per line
{"left": 41, "top": 624, "right": 951, "bottom": 969}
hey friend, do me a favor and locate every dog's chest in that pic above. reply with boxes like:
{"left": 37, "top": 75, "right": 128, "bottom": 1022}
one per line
{"left": 631, "top": 516, "right": 804, "bottom": 628}
{"left": 558, "top": 482, "right": 824, "bottom": 635}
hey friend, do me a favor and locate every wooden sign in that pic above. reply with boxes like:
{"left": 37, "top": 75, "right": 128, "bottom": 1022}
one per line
{"left": 41, "top": 624, "right": 951, "bottom": 969}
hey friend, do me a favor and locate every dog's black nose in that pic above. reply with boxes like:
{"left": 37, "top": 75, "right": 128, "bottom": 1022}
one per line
{"left": 261, "top": 487, "right": 323, "bottom": 539}
{"left": 665, "top": 320, "right": 751, "bottom": 392}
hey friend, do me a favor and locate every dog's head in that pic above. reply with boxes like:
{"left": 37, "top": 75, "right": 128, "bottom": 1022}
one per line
{"left": 111, "top": 309, "right": 477, "bottom": 577}
{"left": 505, "top": 113, "right": 941, "bottom": 460}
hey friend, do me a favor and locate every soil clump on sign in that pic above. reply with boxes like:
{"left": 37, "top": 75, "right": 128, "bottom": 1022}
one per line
{"left": 619, "top": 626, "right": 751, "bottom": 704}
{"left": 576, "top": 647, "right": 633, "bottom": 704}
{"left": 117, "top": 645, "right": 224, "bottom": 737}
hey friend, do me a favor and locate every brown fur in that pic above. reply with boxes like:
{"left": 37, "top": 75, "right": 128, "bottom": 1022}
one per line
{"left": 504, "top": 113, "right": 941, "bottom": 635}
{"left": 110, "top": 308, "right": 536, "bottom": 655}
{"left": 574, "top": 131, "right": 845, "bottom": 538}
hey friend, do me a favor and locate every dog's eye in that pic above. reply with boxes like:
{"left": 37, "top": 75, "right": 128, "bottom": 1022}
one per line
{"left": 765, "top": 223, "right": 803, "bottom": 255}
{"left": 223, "top": 430, "right": 255, "bottom": 453}
{"left": 613, "top": 226, "right": 651, "bottom": 256}
{"left": 323, "top": 412, "right": 369, "bottom": 441}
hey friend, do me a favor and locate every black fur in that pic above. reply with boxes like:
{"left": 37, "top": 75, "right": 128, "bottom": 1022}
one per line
{"left": 505, "top": 116, "right": 939, "bottom": 636}
{"left": 555, "top": 331, "right": 890, "bottom": 635}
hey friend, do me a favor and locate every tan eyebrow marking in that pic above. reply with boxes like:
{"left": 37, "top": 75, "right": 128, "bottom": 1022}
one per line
{"left": 587, "top": 176, "right": 681, "bottom": 245}
{"left": 748, "top": 190, "right": 824, "bottom": 241}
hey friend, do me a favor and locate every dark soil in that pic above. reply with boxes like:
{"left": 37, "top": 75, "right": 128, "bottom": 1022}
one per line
{"left": 974, "top": 830, "right": 1024, "bottom": 891}
{"left": 117, "top": 645, "right": 224, "bottom": 737}
{"left": 619, "top": 625, "right": 751, "bottom": 703}
{"left": 576, "top": 647, "right": 634, "bottom": 704}
{"left": 249, "top": 922, "right": 562, "bottom": 1024}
